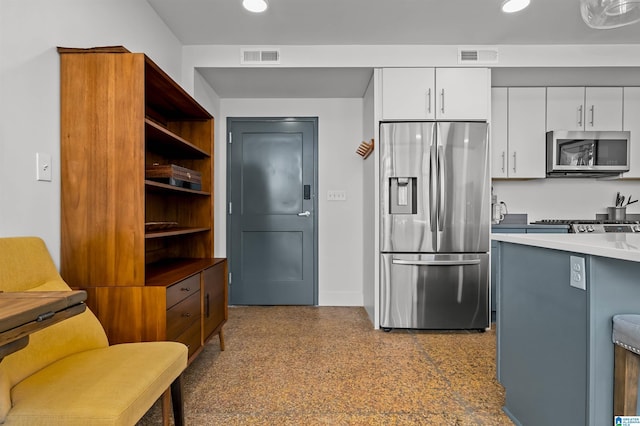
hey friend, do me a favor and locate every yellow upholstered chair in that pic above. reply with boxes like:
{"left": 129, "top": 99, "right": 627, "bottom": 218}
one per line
{"left": 0, "top": 236, "right": 188, "bottom": 425}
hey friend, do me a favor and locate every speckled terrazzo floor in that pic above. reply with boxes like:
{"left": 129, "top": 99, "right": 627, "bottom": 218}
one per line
{"left": 138, "top": 306, "right": 513, "bottom": 425}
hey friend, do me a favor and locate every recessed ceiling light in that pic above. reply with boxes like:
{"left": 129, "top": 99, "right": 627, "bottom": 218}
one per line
{"left": 243, "top": 0, "right": 268, "bottom": 13}
{"left": 502, "top": 0, "right": 530, "bottom": 13}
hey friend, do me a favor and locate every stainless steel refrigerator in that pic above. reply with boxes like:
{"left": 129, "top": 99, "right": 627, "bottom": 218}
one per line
{"left": 379, "top": 121, "right": 490, "bottom": 330}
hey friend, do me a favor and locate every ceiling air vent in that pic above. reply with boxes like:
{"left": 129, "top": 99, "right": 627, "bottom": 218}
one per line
{"left": 458, "top": 48, "right": 499, "bottom": 65}
{"left": 240, "top": 48, "right": 281, "bottom": 65}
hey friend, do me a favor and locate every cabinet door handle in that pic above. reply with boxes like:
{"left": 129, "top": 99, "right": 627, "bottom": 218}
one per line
{"left": 205, "top": 293, "right": 210, "bottom": 318}
{"left": 512, "top": 152, "right": 517, "bottom": 173}
{"left": 440, "top": 89, "right": 445, "bottom": 114}
{"left": 589, "top": 105, "right": 594, "bottom": 127}
{"left": 501, "top": 151, "right": 506, "bottom": 173}
{"left": 577, "top": 105, "right": 583, "bottom": 128}
{"left": 426, "top": 88, "right": 431, "bottom": 114}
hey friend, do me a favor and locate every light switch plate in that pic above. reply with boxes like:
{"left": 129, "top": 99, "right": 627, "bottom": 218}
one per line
{"left": 36, "top": 152, "right": 52, "bottom": 181}
{"left": 569, "top": 255, "right": 586, "bottom": 290}
{"left": 327, "top": 190, "right": 346, "bottom": 201}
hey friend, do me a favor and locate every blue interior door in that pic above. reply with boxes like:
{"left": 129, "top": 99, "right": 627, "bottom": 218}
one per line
{"left": 227, "top": 118, "right": 317, "bottom": 305}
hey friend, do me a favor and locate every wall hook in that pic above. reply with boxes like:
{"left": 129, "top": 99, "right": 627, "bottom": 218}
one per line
{"left": 356, "top": 139, "right": 374, "bottom": 159}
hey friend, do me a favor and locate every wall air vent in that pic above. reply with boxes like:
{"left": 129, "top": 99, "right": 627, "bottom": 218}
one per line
{"left": 458, "top": 48, "right": 499, "bottom": 64}
{"left": 240, "top": 48, "right": 281, "bottom": 65}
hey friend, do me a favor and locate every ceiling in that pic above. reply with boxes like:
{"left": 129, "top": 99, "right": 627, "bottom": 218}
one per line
{"left": 147, "top": 0, "right": 640, "bottom": 98}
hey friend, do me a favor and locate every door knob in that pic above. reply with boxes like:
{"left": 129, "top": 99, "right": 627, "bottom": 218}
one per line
{"left": 297, "top": 211, "right": 311, "bottom": 217}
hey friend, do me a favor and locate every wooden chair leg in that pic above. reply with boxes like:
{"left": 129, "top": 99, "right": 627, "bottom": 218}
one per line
{"left": 614, "top": 344, "right": 640, "bottom": 416}
{"left": 219, "top": 329, "right": 225, "bottom": 351}
{"left": 161, "top": 389, "right": 171, "bottom": 426}
{"left": 171, "top": 375, "right": 185, "bottom": 426}
{"left": 160, "top": 375, "right": 184, "bottom": 426}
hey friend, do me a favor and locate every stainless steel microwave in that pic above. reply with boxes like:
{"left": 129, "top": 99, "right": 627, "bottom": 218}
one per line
{"left": 546, "top": 130, "right": 630, "bottom": 177}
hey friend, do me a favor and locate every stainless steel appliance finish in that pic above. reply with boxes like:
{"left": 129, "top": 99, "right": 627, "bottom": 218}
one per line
{"left": 379, "top": 121, "right": 490, "bottom": 330}
{"left": 546, "top": 130, "right": 630, "bottom": 177}
{"left": 381, "top": 253, "right": 489, "bottom": 329}
{"left": 572, "top": 223, "right": 640, "bottom": 233}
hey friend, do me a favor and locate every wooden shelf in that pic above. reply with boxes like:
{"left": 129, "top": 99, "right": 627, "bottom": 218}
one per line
{"left": 144, "top": 57, "right": 211, "bottom": 121}
{"left": 145, "top": 258, "right": 225, "bottom": 286}
{"left": 59, "top": 47, "right": 225, "bottom": 363}
{"left": 145, "top": 227, "right": 210, "bottom": 239}
{"left": 145, "top": 179, "right": 209, "bottom": 195}
{"left": 145, "top": 118, "right": 210, "bottom": 158}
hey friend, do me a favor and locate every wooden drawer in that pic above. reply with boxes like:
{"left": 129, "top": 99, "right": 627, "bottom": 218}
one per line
{"left": 166, "top": 290, "right": 200, "bottom": 340}
{"left": 166, "top": 274, "right": 200, "bottom": 309}
{"left": 175, "top": 319, "right": 201, "bottom": 359}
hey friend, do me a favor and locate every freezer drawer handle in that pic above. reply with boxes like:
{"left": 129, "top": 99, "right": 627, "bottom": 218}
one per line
{"left": 392, "top": 259, "right": 481, "bottom": 266}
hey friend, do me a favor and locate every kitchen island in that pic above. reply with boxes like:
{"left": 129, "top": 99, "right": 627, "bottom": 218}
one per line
{"left": 492, "top": 233, "right": 640, "bottom": 426}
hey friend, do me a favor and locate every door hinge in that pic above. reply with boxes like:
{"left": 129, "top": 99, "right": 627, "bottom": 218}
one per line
{"left": 228, "top": 202, "right": 232, "bottom": 214}
{"left": 228, "top": 272, "right": 232, "bottom": 285}
{"left": 228, "top": 132, "right": 232, "bottom": 144}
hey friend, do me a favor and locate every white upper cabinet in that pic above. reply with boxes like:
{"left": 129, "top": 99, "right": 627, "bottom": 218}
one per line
{"left": 546, "top": 87, "right": 623, "bottom": 131}
{"left": 507, "top": 88, "right": 546, "bottom": 179}
{"left": 623, "top": 87, "right": 640, "bottom": 178}
{"left": 585, "top": 87, "right": 623, "bottom": 130}
{"left": 491, "top": 88, "right": 508, "bottom": 178}
{"left": 435, "top": 68, "right": 490, "bottom": 120}
{"left": 381, "top": 68, "right": 490, "bottom": 120}
{"left": 381, "top": 68, "right": 435, "bottom": 120}
{"left": 491, "top": 87, "right": 546, "bottom": 179}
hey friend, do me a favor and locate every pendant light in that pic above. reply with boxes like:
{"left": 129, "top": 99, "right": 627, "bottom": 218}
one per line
{"left": 243, "top": 0, "right": 268, "bottom": 13}
{"left": 501, "top": 0, "right": 531, "bottom": 13}
{"left": 581, "top": 0, "right": 640, "bottom": 28}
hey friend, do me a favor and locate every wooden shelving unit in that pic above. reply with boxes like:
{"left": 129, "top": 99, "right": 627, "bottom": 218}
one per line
{"left": 58, "top": 46, "right": 226, "bottom": 361}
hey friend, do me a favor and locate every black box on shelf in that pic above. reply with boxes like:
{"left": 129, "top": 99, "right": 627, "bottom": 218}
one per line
{"left": 145, "top": 164, "right": 202, "bottom": 190}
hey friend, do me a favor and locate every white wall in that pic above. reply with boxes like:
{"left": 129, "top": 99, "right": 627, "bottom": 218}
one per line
{"left": 362, "top": 74, "right": 376, "bottom": 322}
{"left": 0, "top": 0, "right": 183, "bottom": 266}
{"left": 493, "top": 179, "right": 640, "bottom": 222}
{"left": 182, "top": 45, "right": 640, "bottom": 76}
{"left": 219, "top": 98, "right": 364, "bottom": 306}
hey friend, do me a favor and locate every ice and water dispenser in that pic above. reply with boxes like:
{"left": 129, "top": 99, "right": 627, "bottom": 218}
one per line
{"left": 388, "top": 177, "right": 417, "bottom": 214}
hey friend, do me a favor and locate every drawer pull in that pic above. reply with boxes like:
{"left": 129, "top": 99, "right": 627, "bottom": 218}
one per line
{"left": 181, "top": 287, "right": 191, "bottom": 292}
{"left": 182, "top": 312, "right": 191, "bottom": 318}
{"left": 205, "top": 293, "right": 210, "bottom": 318}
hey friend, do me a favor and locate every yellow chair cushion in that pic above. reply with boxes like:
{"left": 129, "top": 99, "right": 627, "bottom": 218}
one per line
{"left": 5, "top": 341, "right": 187, "bottom": 426}
{"left": 0, "top": 237, "right": 113, "bottom": 422}
{"left": 0, "top": 237, "right": 188, "bottom": 425}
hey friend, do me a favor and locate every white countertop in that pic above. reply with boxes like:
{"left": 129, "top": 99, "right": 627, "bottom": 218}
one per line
{"left": 491, "top": 233, "right": 640, "bottom": 263}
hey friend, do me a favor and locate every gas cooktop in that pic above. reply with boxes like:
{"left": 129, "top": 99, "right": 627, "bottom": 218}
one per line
{"left": 532, "top": 219, "right": 640, "bottom": 225}
{"left": 531, "top": 219, "right": 640, "bottom": 233}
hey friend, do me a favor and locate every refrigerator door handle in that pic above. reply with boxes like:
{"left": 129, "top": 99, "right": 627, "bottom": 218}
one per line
{"left": 429, "top": 127, "right": 437, "bottom": 232}
{"left": 437, "top": 145, "right": 445, "bottom": 231}
{"left": 392, "top": 259, "right": 481, "bottom": 266}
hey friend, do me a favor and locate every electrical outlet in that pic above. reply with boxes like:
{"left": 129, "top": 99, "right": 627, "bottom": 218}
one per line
{"left": 569, "top": 255, "right": 586, "bottom": 290}
{"left": 36, "top": 152, "right": 52, "bottom": 182}
{"left": 327, "top": 190, "right": 346, "bottom": 201}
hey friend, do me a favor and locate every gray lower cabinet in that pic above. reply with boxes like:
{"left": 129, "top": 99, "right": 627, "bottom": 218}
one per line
{"left": 498, "top": 243, "right": 588, "bottom": 425}
{"left": 491, "top": 225, "right": 568, "bottom": 318}
{"left": 496, "top": 241, "right": 640, "bottom": 425}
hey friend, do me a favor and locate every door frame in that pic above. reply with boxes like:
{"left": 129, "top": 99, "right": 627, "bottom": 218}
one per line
{"left": 226, "top": 117, "right": 319, "bottom": 305}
